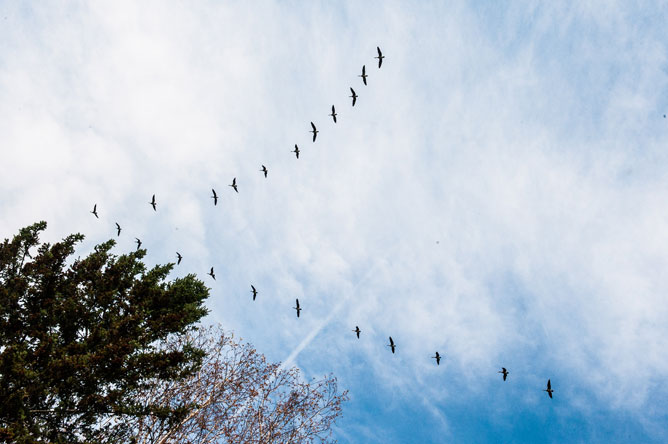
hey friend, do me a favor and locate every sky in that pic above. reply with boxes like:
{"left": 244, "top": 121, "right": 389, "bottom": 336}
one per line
{"left": 1, "top": 0, "right": 668, "bottom": 442}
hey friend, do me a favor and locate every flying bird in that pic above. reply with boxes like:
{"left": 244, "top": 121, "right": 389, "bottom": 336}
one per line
{"left": 294, "top": 299, "right": 301, "bottom": 317}
{"left": 329, "top": 105, "right": 337, "bottom": 123}
{"left": 310, "top": 122, "right": 318, "bottom": 142}
{"left": 176, "top": 252, "right": 182, "bottom": 265}
{"left": 260, "top": 165, "right": 268, "bottom": 178}
{"left": 149, "top": 194, "right": 157, "bottom": 211}
{"left": 115, "top": 222, "right": 121, "bottom": 237}
{"left": 349, "top": 87, "right": 357, "bottom": 107}
{"left": 91, "top": 204, "right": 98, "bottom": 219}
{"left": 229, "top": 178, "right": 238, "bottom": 193}
{"left": 293, "top": 144, "right": 300, "bottom": 159}
{"left": 387, "top": 336, "right": 396, "bottom": 354}
{"left": 432, "top": 352, "right": 441, "bottom": 365}
{"left": 251, "top": 285, "right": 258, "bottom": 301}
{"left": 208, "top": 267, "right": 216, "bottom": 280}
{"left": 375, "top": 46, "right": 384, "bottom": 68}
{"left": 135, "top": 238, "right": 142, "bottom": 250}
{"left": 499, "top": 367, "right": 509, "bottom": 381}
{"left": 359, "top": 65, "right": 367, "bottom": 85}
{"left": 544, "top": 379, "right": 554, "bottom": 398}
{"left": 211, "top": 189, "right": 218, "bottom": 205}
{"left": 353, "top": 326, "right": 361, "bottom": 339}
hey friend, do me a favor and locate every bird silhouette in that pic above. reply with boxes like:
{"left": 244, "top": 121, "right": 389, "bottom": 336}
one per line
{"left": 211, "top": 189, "right": 218, "bottom": 205}
{"left": 135, "top": 238, "right": 142, "bottom": 250}
{"left": 260, "top": 165, "right": 268, "bottom": 178}
{"left": 353, "top": 326, "right": 361, "bottom": 338}
{"left": 499, "top": 367, "right": 509, "bottom": 381}
{"left": 544, "top": 379, "right": 553, "bottom": 398}
{"left": 149, "top": 194, "right": 157, "bottom": 211}
{"left": 349, "top": 87, "right": 357, "bottom": 107}
{"left": 176, "top": 252, "right": 182, "bottom": 265}
{"left": 359, "top": 65, "right": 367, "bottom": 85}
{"left": 387, "top": 336, "right": 396, "bottom": 353}
{"left": 294, "top": 299, "right": 301, "bottom": 317}
{"left": 229, "top": 178, "right": 238, "bottom": 193}
{"left": 91, "top": 204, "right": 98, "bottom": 219}
{"left": 293, "top": 144, "right": 300, "bottom": 159}
{"left": 310, "top": 122, "right": 318, "bottom": 142}
{"left": 375, "top": 46, "right": 384, "bottom": 68}
{"left": 251, "top": 285, "right": 258, "bottom": 301}
{"left": 208, "top": 267, "right": 216, "bottom": 280}
{"left": 115, "top": 222, "right": 121, "bottom": 236}
{"left": 432, "top": 352, "right": 441, "bottom": 365}
{"left": 329, "top": 105, "right": 337, "bottom": 123}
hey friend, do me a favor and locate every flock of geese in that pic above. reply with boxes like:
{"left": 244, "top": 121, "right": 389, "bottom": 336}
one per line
{"left": 89, "top": 46, "right": 555, "bottom": 399}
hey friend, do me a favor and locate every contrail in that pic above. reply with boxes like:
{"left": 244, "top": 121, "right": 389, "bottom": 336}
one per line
{"left": 279, "top": 257, "right": 386, "bottom": 370}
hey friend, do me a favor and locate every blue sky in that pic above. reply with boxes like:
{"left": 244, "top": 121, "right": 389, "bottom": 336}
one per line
{"left": 1, "top": 1, "right": 668, "bottom": 442}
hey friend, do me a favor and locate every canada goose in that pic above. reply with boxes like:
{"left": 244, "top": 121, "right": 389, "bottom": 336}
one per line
{"left": 229, "top": 178, "right": 238, "bottom": 193}
{"left": 251, "top": 285, "right": 258, "bottom": 301}
{"left": 544, "top": 379, "right": 554, "bottom": 398}
{"left": 260, "top": 165, "right": 268, "bottom": 178}
{"left": 353, "top": 326, "right": 361, "bottom": 338}
{"left": 387, "top": 336, "right": 396, "bottom": 353}
{"left": 211, "top": 189, "right": 218, "bottom": 205}
{"left": 115, "top": 222, "right": 121, "bottom": 236}
{"left": 329, "top": 105, "right": 337, "bottom": 123}
{"left": 208, "top": 267, "right": 216, "bottom": 280}
{"left": 498, "top": 367, "right": 508, "bottom": 381}
{"left": 293, "top": 144, "right": 300, "bottom": 159}
{"left": 294, "top": 299, "right": 301, "bottom": 317}
{"left": 149, "top": 194, "right": 156, "bottom": 211}
{"left": 135, "top": 238, "right": 142, "bottom": 250}
{"left": 91, "top": 204, "right": 98, "bottom": 219}
{"left": 349, "top": 88, "right": 357, "bottom": 107}
{"left": 375, "top": 46, "right": 384, "bottom": 68}
{"left": 176, "top": 252, "right": 182, "bottom": 265}
{"left": 359, "top": 65, "right": 367, "bottom": 85}
{"left": 432, "top": 352, "right": 441, "bottom": 365}
{"left": 310, "top": 122, "right": 318, "bottom": 142}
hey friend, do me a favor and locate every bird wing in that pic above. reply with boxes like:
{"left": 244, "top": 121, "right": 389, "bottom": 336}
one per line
{"left": 311, "top": 121, "right": 316, "bottom": 131}
{"left": 251, "top": 285, "right": 256, "bottom": 292}
{"left": 362, "top": 65, "right": 366, "bottom": 75}
{"left": 377, "top": 46, "right": 382, "bottom": 56}
{"left": 332, "top": 105, "right": 335, "bottom": 113}
{"left": 296, "top": 299, "right": 300, "bottom": 308}
{"left": 389, "top": 336, "right": 394, "bottom": 346}
{"left": 547, "top": 379, "right": 551, "bottom": 390}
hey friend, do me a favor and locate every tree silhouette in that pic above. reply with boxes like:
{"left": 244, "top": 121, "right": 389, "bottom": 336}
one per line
{"left": 0, "top": 222, "right": 210, "bottom": 443}
{"left": 129, "top": 325, "right": 348, "bottom": 444}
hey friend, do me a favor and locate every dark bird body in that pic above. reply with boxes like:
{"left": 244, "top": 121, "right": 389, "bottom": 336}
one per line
{"left": 353, "top": 326, "right": 361, "bottom": 339}
{"left": 388, "top": 336, "right": 396, "bottom": 353}
{"left": 294, "top": 299, "right": 301, "bottom": 317}
{"left": 91, "top": 204, "right": 98, "bottom": 219}
{"left": 359, "top": 65, "right": 368, "bottom": 85}
{"left": 310, "top": 122, "right": 318, "bottom": 142}
{"left": 261, "top": 165, "right": 268, "bottom": 178}
{"left": 229, "top": 178, "right": 238, "bottom": 193}
{"left": 375, "top": 46, "right": 384, "bottom": 68}
{"left": 211, "top": 189, "right": 218, "bottom": 205}
{"left": 176, "top": 252, "right": 182, "bottom": 265}
{"left": 150, "top": 194, "right": 156, "bottom": 211}
{"left": 293, "top": 144, "right": 300, "bottom": 159}
{"left": 544, "top": 379, "right": 554, "bottom": 398}
{"left": 251, "top": 285, "right": 258, "bottom": 301}
{"left": 433, "top": 352, "right": 441, "bottom": 365}
{"left": 499, "top": 367, "right": 509, "bottom": 381}
{"left": 135, "top": 238, "right": 142, "bottom": 250}
{"left": 208, "top": 267, "right": 216, "bottom": 280}
{"left": 349, "top": 88, "right": 357, "bottom": 107}
{"left": 329, "top": 105, "right": 337, "bottom": 123}
{"left": 115, "top": 222, "right": 121, "bottom": 236}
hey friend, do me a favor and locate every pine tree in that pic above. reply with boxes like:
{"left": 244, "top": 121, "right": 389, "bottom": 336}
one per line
{"left": 0, "top": 222, "right": 210, "bottom": 443}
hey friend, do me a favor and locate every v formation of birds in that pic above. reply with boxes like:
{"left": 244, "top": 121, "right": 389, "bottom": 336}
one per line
{"left": 88, "top": 46, "right": 554, "bottom": 399}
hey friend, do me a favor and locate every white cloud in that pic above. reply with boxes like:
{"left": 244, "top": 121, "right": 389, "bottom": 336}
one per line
{"left": 1, "top": 0, "right": 667, "bottom": 440}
